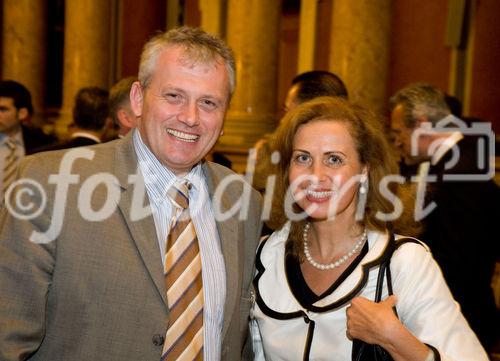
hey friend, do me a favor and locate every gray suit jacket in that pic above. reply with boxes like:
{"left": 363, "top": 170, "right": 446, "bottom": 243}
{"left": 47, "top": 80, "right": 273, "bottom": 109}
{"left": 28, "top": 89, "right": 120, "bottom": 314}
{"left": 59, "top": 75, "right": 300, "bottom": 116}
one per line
{"left": 0, "top": 135, "right": 262, "bottom": 360}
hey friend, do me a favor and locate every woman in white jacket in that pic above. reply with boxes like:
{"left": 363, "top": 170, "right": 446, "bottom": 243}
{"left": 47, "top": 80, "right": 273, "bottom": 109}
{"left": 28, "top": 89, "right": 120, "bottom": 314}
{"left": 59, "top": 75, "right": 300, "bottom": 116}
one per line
{"left": 250, "top": 97, "right": 487, "bottom": 361}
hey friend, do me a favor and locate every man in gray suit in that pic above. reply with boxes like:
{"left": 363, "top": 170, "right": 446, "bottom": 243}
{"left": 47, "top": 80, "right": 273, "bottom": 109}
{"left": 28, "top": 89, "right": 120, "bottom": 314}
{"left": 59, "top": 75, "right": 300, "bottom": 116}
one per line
{"left": 0, "top": 27, "right": 262, "bottom": 360}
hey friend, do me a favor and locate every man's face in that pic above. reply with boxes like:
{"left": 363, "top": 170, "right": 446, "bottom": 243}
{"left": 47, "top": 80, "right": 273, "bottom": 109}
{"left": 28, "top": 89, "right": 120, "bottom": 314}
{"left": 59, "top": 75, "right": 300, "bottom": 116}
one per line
{"left": 131, "top": 46, "right": 230, "bottom": 175}
{"left": 0, "top": 97, "right": 23, "bottom": 134}
{"left": 390, "top": 104, "right": 424, "bottom": 165}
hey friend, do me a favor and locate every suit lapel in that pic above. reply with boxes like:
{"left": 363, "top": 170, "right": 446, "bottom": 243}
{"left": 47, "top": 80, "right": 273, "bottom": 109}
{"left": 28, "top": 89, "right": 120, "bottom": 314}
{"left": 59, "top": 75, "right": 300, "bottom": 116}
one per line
{"left": 202, "top": 162, "right": 240, "bottom": 339}
{"left": 113, "top": 145, "right": 243, "bottom": 319}
{"left": 114, "top": 134, "right": 168, "bottom": 308}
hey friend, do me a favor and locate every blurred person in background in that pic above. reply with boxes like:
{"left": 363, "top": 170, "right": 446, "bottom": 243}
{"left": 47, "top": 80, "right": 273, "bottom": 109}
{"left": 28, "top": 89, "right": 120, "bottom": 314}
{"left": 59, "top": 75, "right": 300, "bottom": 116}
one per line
{"left": 37, "top": 86, "right": 110, "bottom": 151}
{"left": 389, "top": 83, "right": 500, "bottom": 351}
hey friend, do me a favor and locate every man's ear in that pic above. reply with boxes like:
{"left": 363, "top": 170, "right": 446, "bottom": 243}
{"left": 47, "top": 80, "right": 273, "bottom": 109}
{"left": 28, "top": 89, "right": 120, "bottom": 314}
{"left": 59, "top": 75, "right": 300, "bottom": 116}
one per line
{"left": 118, "top": 109, "right": 136, "bottom": 128}
{"left": 129, "top": 81, "right": 144, "bottom": 117}
{"left": 17, "top": 107, "right": 29, "bottom": 121}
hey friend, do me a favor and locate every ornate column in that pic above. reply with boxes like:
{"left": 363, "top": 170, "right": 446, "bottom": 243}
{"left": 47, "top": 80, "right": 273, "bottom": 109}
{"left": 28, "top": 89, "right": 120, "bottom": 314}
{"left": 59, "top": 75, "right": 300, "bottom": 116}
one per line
{"left": 329, "top": 0, "right": 391, "bottom": 114}
{"left": 199, "top": 0, "right": 226, "bottom": 37}
{"left": 297, "top": 0, "right": 318, "bottom": 73}
{"left": 57, "top": 0, "right": 112, "bottom": 136}
{"left": 221, "top": 0, "right": 281, "bottom": 173}
{"left": 2, "top": 0, "right": 47, "bottom": 123}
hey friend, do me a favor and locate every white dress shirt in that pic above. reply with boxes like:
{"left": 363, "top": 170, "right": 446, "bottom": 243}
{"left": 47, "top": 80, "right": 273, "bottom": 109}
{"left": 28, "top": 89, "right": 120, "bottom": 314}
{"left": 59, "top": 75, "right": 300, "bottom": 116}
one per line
{"left": 70, "top": 131, "right": 102, "bottom": 143}
{"left": 133, "top": 130, "right": 226, "bottom": 360}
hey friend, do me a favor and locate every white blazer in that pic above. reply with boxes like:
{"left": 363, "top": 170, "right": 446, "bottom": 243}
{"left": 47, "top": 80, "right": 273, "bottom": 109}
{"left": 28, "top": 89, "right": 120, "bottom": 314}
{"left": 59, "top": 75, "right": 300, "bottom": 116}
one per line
{"left": 250, "top": 222, "right": 487, "bottom": 361}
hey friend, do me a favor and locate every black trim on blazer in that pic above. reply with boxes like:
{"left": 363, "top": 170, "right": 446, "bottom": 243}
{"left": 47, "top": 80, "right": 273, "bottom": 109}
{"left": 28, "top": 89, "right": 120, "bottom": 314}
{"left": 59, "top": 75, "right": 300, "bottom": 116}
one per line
{"left": 254, "top": 233, "right": 405, "bottom": 317}
{"left": 285, "top": 242, "right": 369, "bottom": 309}
{"left": 253, "top": 232, "right": 428, "bottom": 360}
{"left": 302, "top": 314, "right": 315, "bottom": 361}
{"left": 425, "top": 343, "right": 441, "bottom": 361}
{"left": 253, "top": 236, "right": 306, "bottom": 320}
{"left": 255, "top": 234, "right": 424, "bottom": 316}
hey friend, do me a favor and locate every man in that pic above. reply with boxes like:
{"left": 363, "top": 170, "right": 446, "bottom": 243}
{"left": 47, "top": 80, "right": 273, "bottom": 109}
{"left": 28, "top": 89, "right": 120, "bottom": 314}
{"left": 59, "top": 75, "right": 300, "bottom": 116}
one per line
{"left": 0, "top": 81, "right": 56, "bottom": 201}
{"left": 389, "top": 83, "right": 499, "bottom": 351}
{"left": 109, "top": 76, "right": 137, "bottom": 138}
{"left": 38, "top": 86, "right": 110, "bottom": 150}
{"left": 0, "top": 27, "right": 262, "bottom": 361}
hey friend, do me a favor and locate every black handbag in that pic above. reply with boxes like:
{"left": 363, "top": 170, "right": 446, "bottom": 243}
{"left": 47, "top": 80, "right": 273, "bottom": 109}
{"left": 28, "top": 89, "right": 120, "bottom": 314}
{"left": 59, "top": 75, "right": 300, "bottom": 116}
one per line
{"left": 351, "top": 237, "right": 440, "bottom": 361}
{"left": 351, "top": 245, "right": 396, "bottom": 361}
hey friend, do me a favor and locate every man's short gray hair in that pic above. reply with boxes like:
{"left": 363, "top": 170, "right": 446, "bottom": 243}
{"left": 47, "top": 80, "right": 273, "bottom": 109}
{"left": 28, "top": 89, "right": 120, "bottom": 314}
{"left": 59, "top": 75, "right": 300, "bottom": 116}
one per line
{"left": 138, "top": 26, "right": 236, "bottom": 98}
{"left": 389, "top": 83, "right": 451, "bottom": 128}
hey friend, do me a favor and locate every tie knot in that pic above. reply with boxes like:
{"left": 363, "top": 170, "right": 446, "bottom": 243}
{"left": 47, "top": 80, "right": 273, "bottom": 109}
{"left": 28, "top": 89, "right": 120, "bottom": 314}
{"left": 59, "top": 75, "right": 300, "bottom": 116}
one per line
{"left": 167, "top": 181, "right": 190, "bottom": 209}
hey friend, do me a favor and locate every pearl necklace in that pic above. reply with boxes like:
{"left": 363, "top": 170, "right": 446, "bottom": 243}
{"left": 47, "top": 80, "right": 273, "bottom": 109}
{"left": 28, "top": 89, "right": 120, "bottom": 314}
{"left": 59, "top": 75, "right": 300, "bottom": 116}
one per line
{"left": 302, "top": 222, "right": 367, "bottom": 271}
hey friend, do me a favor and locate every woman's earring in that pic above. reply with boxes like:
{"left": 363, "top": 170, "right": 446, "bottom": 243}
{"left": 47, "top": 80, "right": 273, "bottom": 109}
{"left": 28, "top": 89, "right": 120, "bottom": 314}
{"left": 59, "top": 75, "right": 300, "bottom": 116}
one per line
{"left": 359, "top": 174, "right": 368, "bottom": 194}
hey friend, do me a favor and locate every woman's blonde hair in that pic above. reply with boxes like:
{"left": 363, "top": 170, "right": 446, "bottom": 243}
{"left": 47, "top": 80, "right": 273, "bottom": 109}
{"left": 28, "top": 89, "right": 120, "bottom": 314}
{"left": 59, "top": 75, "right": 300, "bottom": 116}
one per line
{"left": 269, "top": 97, "right": 419, "bottom": 258}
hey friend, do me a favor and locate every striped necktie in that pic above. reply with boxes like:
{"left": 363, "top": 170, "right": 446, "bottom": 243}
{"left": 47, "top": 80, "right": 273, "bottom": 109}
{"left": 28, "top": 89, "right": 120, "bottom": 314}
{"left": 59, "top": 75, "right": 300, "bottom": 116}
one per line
{"left": 2, "top": 137, "right": 19, "bottom": 199}
{"left": 162, "top": 180, "right": 204, "bottom": 361}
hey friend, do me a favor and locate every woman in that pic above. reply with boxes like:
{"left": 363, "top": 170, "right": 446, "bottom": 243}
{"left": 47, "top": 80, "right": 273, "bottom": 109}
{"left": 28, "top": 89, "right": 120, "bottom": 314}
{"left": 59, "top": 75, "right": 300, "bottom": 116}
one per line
{"left": 250, "top": 97, "right": 487, "bottom": 361}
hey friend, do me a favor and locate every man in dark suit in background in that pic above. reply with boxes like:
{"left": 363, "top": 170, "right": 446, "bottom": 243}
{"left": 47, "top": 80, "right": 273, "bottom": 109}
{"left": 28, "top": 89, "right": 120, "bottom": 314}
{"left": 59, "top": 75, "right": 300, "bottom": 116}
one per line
{"left": 0, "top": 80, "right": 55, "bottom": 201}
{"left": 390, "top": 83, "right": 500, "bottom": 352}
{"left": 38, "top": 86, "right": 109, "bottom": 151}
{"left": 0, "top": 80, "right": 55, "bottom": 154}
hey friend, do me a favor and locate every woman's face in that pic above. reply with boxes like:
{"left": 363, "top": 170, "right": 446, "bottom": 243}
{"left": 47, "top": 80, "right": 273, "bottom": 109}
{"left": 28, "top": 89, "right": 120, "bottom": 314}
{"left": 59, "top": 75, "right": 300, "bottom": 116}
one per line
{"left": 288, "top": 119, "right": 366, "bottom": 221}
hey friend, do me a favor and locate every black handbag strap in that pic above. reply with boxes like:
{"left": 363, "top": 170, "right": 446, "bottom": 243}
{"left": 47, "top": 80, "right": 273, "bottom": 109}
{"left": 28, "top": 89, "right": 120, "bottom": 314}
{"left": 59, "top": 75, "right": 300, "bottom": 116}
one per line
{"left": 351, "top": 235, "right": 426, "bottom": 361}
{"left": 386, "top": 258, "right": 394, "bottom": 296}
{"left": 374, "top": 257, "right": 388, "bottom": 302}
{"left": 374, "top": 236, "right": 422, "bottom": 303}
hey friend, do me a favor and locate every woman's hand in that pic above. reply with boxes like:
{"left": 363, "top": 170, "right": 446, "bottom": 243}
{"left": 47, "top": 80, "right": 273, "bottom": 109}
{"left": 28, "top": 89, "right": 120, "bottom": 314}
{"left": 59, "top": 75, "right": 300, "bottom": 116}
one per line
{"left": 346, "top": 295, "right": 401, "bottom": 346}
{"left": 346, "top": 295, "right": 432, "bottom": 361}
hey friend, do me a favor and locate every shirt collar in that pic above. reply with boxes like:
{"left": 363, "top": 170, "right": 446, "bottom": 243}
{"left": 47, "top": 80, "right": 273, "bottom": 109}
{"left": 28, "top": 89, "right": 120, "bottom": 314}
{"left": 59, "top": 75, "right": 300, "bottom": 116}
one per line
{"left": 71, "top": 131, "right": 101, "bottom": 143}
{"left": 0, "top": 128, "right": 24, "bottom": 147}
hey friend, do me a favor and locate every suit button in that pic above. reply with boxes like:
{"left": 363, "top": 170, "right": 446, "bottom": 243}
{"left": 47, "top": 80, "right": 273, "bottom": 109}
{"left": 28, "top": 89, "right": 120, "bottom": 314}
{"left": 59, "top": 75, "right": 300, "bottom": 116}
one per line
{"left": 152, "top": 334, "right": 165, "bottom": 346}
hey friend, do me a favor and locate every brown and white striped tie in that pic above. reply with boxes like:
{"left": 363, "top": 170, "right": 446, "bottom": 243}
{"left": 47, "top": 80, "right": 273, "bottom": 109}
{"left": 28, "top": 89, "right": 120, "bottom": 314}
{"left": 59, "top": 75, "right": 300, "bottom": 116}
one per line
{"left": 2, "top": 138, "right": 19, "bottom": 200}
{"left": 162, "top": 181, "right": 204, "bottom": 361}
